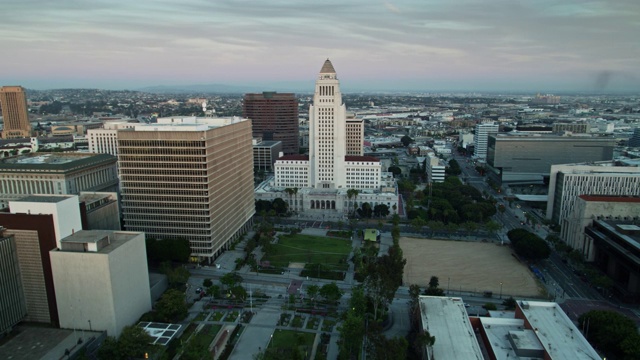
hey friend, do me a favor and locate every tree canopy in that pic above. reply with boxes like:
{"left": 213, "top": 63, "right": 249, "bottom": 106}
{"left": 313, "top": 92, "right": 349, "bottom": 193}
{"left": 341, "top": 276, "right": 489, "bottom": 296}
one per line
{"left": 146, "top": 238, "right": 190, "bottom": 264}
{"left": 507, "top": 229, "right": 551, "bottom": 261}
{"left": 579, "top": 310, "right": 640, "bottom": 359}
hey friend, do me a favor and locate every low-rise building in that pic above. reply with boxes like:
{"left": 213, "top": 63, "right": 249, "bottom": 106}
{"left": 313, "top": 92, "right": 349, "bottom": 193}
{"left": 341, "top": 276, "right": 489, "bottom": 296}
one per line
{"left": 477, "top": 300, "right": 600, "bottom": 359}
{"left": 418, "top": 296, "right": 483, "bottom": 360}
{"left": 0, "top": 152, "right": 118, "bottom": 209}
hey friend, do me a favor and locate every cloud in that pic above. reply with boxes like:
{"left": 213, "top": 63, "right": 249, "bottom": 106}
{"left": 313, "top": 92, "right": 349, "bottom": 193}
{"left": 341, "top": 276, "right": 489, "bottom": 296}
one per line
{"left": 0, "top": 0, "right": 638, "bottom": 91}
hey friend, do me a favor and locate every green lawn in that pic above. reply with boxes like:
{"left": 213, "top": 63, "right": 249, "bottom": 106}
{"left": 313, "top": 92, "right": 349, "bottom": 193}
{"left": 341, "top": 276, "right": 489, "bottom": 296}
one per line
{"left": 263, "top": 234, "right": 351, "bottom": 269}
{"left": 194, "top": 312, "right": 209, "bottom": 322}
{"left": 267, "top": 330, "right": 316, "bottom": 358}
{"left": 210, "top": 312, "right": 225, "bottom": 321}
{"left": 321, "top": 318, "right": 336, "bottom": 332}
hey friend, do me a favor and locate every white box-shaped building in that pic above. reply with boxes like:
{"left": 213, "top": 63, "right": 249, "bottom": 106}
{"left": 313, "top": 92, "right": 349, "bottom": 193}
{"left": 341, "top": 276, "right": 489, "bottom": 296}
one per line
{"left": 50, "top": 230, "right": 151, "bottom": 337}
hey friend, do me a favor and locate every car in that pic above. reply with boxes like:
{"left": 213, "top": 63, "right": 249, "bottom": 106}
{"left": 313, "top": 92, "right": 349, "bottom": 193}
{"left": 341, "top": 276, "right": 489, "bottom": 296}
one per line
{"left": 195, "top": 287, "right": 202, "bottom": 294}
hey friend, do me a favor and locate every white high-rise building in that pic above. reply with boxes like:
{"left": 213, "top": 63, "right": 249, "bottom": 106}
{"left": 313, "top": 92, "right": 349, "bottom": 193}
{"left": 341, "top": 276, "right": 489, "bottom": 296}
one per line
{"left": 87, "top": 121, "right": 136, "bottom": 156}
{"left": 474, "top": 122, "right": 499, "bottom": 161}
{"left": 258, "top": 60, "right": 398, "bottom": 216}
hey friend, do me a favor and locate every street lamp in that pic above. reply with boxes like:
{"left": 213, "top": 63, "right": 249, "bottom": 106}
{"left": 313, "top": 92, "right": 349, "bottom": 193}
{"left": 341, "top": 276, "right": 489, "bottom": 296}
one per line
{"left": 499, "top": 282, "right": 503, "bottom": 299}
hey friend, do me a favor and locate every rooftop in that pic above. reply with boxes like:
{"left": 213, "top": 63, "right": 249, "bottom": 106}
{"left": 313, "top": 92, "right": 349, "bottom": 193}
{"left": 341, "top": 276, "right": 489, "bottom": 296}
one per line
{"left": 517, "top": 301, "right": 600, "bottom": 359}
{"left": 320, "top": 59, "right": 336, "bottom": 74}
{"left": 58, "top": 230, "right": 142, "bottom": 254}
{"left": 419, "top": 296, "right": 484, "bottom": 360}
{"left": 13, "top": 195, "right": 75, "bottom": 203}
{"left": 0, "top": 152, "right": 116, "bottom": 172}
{"left": 579, "top": 195, "right": 640, "bottom": 203}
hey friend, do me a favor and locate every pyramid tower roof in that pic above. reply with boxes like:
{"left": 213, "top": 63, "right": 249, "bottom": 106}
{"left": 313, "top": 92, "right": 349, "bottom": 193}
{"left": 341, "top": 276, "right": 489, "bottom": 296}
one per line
{"left": 320, "top": 59, "right": 336, "bottom": 74}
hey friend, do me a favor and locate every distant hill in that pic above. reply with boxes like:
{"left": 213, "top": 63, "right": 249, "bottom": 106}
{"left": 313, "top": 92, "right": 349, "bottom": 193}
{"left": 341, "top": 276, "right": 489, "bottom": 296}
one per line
{"left": 136, "top": 81, "right": 315, "bottom": 94}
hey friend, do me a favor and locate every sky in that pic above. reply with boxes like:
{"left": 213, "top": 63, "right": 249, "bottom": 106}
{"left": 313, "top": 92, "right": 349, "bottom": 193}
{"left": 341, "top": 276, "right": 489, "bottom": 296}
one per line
{"left": 1, "top": 0, "right": 639, "bottom": 92}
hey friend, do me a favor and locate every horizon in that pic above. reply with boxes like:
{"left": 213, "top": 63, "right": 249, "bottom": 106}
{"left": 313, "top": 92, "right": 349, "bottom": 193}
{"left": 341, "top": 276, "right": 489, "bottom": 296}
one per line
{"left": 2, "top": 1, "right": 639, "bottom": 93}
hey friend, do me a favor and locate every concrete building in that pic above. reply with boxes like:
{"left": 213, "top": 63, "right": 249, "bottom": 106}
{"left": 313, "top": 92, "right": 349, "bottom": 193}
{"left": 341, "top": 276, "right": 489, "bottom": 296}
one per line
{"left": 487, "top": 133, "right": 616, "bottom": 185}
{"left": 426, "top": 153, "right": 445, "bottom": 183}
{"left": 561, "top": 195, "right": 640, "bottom": 261}
{"left": 0, "top": 195, "right": 83, "bottom": 325}
{"left": 0, "top": 233, "right": 27, "bottom": 335}
{"left": 473, "top": 122, "right": 498, "bottom": 161}
{"left": 258, "top": 60, "right": 398, "bottom": 217}
{"left": 0, "top": 86, "right": 31, "bottom": 139}
{"left": 477, "top": 301, "right": 600, "bottom": 359}
{"left": 629, "top": 127, "right": 640, "bottom": 148}
{"left": 546, "top": 162, "right": 640, "bottom": 224}
{"left": 345, "top": 116, "right": 364, "bottom": 156}
{"left": 418, "top": 296, "right": 483, "bottom": 360}
{"left": 585, "top": 220, "right": 640, "bottom": 302}
{"left": 118, "top": 116, "right": 255, "bottom": 262}
{"left": 552, "top": 122, "right": 590, "bottom": 134}
{"left": 50, "top": 230, "right": 152, "bottom": 337}
{"left": 87, "top": 121, "right": 137, "bottom": 156}
{"left": 79, "top": 192, "right": 121, "bottom": 230}
{"left": 0, "top": 152, "right": 119, "bottom": 209}
{"left": 252, "top": 139, "right": 282, "bottom": 173}
{"left": 243, "top": 92, "right": 299, "bottom": 155}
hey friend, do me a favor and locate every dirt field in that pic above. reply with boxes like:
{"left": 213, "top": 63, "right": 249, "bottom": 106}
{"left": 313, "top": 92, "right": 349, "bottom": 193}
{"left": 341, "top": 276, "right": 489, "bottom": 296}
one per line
{"left": 401, "top": 237, "right": 541, "bottom": 298}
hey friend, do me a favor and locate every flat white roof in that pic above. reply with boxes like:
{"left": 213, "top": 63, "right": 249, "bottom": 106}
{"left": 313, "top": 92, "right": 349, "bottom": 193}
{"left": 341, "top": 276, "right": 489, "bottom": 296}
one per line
{"left": 519, "top": 301, "right": 600, "bottom": 359}
{"left": 419, "top": 296, "right": 484, "bottom": 360}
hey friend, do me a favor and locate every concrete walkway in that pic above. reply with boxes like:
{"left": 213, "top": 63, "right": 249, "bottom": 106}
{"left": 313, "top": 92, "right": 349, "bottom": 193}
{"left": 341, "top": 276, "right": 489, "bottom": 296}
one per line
{"left": 228, "top": 299, "right": 280, "bottom": 360}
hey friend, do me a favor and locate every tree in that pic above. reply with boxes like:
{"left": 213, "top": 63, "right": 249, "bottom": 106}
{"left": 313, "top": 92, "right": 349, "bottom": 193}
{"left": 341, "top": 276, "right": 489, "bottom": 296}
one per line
{"left": 319, "top": 282, "right": 343, "bottom": 303}
{"left": 411, "top": 217, "right": 427, "bottom": 233}
{"left": 483, "top": 302, "right": 497, "bottom": 311}
{"left": 507, "top": 229, "right": 551, "bottom": 262}
{"left": 337, "top": 312, "right": 365, "bottom": 359}
{"left": 203, "top": 278, "right": 213, "bottom": 288}
{"left": 502, "top": 296, "right": 517, "bottom": 310}
{"left": 373, "top": 204, "right": 390, "bottom": 218}
{"left": 357, "top": 202, "right": 373, "bottom": 218}
{"left": 220, "top": 272, "right": 243, "bottom": 290}
{"left": 117, "top": 325, "right": 153, "bottom": 359}
{"left": 271, "top": 198, "right": 288, "bottom": 215}
{"left": 579, "top": 310, "right": 640, "bottom": 359}
{"left": 400, "top": 135, "right": 413, "bottom": 147}
{"left": 388, "top": 165, "right": 402, "bottom": 177}
{"left": 97, "top": 325, "right": 153, "bottom": 360}
{"left": 97, "top": 336, "right": 120, "bottom": 360}
{"left": 160, "top": 262, "right": 190, "bottom": 289}
{"left": 424, "top": 276, "right": 445, "bottom": 296}
{"left": 485, "top": 220, "right": 502, "bottom": 237}
{"left": 307, "top": 284, "right": 320, "bottom": 306}
{"left": 155, "top": 289, "right": 188, "bottom": 322}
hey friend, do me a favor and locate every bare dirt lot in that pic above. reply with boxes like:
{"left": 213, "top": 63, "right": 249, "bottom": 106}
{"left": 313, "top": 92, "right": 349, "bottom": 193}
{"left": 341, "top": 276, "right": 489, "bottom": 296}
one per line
{"left": 401, "top": 237, "right": 541, "bottom": 298}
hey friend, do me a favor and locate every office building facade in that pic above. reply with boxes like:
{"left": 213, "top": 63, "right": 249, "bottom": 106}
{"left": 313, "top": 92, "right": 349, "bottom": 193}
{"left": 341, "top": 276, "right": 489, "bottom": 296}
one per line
{"left": 561, "top": 195, "right": 640, "bottom": 261}
{"left": 252, "top": 139, "right": 282, "bottom": 173}
{"left": 0, "top": 153, "right": 118, "bottom": 209}
{"left": 473, "top": 122, "right": 498, "bottom": 161}
{"left": 585, "top": 220, "right": 640, "bottom": 302}
{"left": 243, "top": 92, "right": 299, "bottom": 155}
{"left": 118, "top": 117, "right": 255, "bottom": 262}
{"left": 546, "top": 162, "right": 640, "bottom": 224}
{"left": 487, "top": 134, "right": 615, "bottom": 184}
{"left": 0, "top": 86, "right": 31, "bottom": 139}
{"left": 0, "top": 233, "right": 27, "bottom": 335}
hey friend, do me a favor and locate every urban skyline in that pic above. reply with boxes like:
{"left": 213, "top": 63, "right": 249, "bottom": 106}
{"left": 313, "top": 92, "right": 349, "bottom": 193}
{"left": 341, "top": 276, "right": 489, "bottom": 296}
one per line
{"left": 2, "top": 1, "right": 639, "bottom": 92}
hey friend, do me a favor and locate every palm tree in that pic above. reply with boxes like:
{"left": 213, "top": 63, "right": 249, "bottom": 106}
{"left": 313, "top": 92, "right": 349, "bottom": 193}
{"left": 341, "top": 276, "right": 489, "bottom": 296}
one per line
{"left": 284, "top": 188, "right": 294, "bottom": 212}
{"left": 346, "top": 189, "right": 360, "bottom": 217}
{"left": 292, "top": 187, "right": 298, "bottom": 212}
